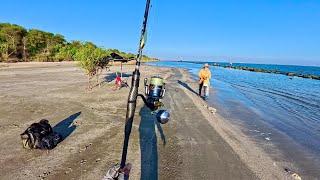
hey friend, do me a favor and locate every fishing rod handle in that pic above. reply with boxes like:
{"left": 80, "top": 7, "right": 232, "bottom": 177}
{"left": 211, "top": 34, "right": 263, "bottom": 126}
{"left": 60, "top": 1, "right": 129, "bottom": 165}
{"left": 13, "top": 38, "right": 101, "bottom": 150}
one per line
{"left": 120, "top": 71, "right": 140, "bottom": 169}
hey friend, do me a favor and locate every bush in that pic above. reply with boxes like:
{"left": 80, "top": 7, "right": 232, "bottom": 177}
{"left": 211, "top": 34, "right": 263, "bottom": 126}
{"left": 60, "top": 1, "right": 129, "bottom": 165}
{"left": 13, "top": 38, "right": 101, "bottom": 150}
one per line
{"left": 74, "top": 42, "right": 109, "bottom": 89}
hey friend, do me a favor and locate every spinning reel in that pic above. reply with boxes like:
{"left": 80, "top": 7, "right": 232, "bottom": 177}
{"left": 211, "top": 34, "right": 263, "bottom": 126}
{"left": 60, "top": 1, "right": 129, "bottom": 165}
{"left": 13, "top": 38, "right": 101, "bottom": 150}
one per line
{"left": 140, "top": 76, "right": 170, "bottom": 124}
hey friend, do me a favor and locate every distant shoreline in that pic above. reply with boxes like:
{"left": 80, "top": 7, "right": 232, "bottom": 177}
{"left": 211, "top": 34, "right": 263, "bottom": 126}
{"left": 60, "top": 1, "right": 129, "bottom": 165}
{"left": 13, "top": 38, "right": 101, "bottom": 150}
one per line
{"left": 0, "top": 59, "right": 159, "bottom": 69}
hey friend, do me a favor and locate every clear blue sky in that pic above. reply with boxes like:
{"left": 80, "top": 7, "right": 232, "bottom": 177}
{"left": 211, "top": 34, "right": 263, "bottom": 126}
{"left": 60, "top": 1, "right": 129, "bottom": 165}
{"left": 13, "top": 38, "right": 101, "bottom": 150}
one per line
{"left": 1, "top": 0, "right": 319, "bottom": 66}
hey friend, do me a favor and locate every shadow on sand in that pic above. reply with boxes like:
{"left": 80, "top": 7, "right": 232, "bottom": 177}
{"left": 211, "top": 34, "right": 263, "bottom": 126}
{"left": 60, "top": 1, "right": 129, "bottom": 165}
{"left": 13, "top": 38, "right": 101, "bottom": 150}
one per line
{"left": 104, "top": 72, "right": 132, "bottom": 83}
{"left": 53, "top": 112, "right": 81, "bottom": 141}
{"left": 139, "top": 106, "right": 166, "bottom": 180}
{"left": 177, "top": 80, "right": 198, "bottom": 96}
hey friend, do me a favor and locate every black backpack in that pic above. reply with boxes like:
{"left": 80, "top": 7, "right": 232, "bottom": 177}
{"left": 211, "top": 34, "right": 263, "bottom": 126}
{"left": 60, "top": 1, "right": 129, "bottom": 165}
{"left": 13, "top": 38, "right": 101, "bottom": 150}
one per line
{"left": 21, "top": 119, "right": 61, "bottom": 150}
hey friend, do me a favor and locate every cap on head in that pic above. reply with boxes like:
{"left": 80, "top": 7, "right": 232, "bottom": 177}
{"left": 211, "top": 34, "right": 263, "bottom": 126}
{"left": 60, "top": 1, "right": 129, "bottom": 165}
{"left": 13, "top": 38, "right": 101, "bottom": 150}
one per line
{"left": 204, "top": 63, "right": 209, "bottom": 68}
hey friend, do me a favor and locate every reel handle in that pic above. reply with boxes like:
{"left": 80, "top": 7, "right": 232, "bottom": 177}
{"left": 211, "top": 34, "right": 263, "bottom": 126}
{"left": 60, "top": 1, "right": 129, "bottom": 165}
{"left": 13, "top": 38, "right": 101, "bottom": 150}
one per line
{"left": 144, "top": 78, "right": 149, "bottom": 95}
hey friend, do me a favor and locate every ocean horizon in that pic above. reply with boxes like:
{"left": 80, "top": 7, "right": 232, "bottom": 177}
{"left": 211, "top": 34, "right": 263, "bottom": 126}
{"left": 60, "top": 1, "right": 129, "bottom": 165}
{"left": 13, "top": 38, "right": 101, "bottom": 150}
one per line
{"left": 160, "top": 60, "right": 320, "bottom": 68}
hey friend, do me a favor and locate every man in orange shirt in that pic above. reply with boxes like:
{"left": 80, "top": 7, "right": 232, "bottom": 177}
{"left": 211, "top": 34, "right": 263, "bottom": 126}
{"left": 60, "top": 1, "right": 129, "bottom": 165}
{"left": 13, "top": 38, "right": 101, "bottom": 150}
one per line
{"left": 198, "top": 63, "right": 211, "bottom": 100}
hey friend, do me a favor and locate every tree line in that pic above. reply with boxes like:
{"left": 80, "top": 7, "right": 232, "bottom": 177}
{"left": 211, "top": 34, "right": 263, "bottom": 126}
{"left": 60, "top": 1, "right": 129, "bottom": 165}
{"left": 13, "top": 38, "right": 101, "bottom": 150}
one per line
{"left": 0, "top": 23, "right": 157, "bottom": 62}
{"left": 0, "top": 23, "right": 159, "bottom": 90}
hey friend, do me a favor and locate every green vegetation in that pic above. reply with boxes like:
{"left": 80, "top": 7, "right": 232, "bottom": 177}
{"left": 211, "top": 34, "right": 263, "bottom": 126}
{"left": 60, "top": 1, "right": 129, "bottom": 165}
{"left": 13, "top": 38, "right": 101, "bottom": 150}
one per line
{"left": 0, "top": 23, "right": 158, "bottom": 63}
{"left": 74, "top": 42, "right": 109, "bottom": 89}
{"left": 0, "top": 23, "right": 159, "bottom": 89}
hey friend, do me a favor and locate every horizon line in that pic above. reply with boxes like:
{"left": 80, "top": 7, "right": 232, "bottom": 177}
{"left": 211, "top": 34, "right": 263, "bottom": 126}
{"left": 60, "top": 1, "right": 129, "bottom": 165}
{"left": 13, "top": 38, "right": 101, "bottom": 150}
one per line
{"left": 159, "top": 59, "right": 320, "bottom": 68}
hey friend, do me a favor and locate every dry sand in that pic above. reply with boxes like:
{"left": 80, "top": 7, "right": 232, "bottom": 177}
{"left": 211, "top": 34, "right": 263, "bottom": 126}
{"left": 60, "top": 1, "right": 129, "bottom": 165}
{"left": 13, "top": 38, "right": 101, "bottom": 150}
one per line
{"left": 0, "top": 62, "right": 292, "bottom": 180}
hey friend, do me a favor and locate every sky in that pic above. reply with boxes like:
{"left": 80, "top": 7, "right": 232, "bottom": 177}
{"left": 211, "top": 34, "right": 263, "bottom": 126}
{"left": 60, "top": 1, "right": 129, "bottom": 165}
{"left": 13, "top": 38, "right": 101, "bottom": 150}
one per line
{"left": 0, "top": 0, "right": 319, "bottom": 66}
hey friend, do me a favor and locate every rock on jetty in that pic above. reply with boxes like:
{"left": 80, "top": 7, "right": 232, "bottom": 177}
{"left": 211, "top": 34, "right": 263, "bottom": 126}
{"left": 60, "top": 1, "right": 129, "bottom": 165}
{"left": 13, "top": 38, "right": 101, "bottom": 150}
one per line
{"left": 214, "top": 64, "right": 320, "bottom": 81}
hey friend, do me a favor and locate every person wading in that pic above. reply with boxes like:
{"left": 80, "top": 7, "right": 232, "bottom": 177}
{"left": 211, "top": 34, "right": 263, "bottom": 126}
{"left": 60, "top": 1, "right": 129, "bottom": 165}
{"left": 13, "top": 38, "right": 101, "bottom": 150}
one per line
{"left": 198, "top": 63, "right": 211, "bottom": 100}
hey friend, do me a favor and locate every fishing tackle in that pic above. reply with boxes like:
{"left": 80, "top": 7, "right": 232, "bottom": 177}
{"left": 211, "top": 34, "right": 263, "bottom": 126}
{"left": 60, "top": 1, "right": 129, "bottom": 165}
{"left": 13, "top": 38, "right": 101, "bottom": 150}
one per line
{"left": 104, "top": 0, "right": 170, "bottom": 179}
{"left": 142, "top": 76, "right": 170, "bottom": 124}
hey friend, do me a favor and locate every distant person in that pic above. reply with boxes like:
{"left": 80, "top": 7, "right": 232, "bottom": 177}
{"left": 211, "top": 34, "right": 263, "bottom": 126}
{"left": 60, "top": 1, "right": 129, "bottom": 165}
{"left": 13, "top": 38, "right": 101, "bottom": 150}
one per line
{"left": 198, "top": 63, "right": 211, "bottom": 100}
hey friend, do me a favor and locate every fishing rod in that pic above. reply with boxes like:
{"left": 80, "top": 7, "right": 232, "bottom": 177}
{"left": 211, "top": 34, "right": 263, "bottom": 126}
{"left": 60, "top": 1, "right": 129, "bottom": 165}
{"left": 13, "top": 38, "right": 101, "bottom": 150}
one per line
{"left": 104, "top": 0, "right": 170, "bottom": 179}
{"left": 119, "top": 0, "right": 151, "bottom": 170}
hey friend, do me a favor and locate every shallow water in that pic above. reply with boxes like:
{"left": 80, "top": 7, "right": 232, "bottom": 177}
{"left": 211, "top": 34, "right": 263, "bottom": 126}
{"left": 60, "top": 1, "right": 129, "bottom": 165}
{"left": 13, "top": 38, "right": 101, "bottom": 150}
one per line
{"left": 149, "top": 61, "right": 320, "bottom": 178}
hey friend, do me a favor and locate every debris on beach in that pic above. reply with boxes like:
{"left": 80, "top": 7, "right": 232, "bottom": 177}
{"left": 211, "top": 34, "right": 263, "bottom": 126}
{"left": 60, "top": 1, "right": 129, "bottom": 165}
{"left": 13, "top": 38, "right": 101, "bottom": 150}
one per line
{"left": 39, "top": 170, "right": 51, "bottom": 179}
{"left": 207, "top": 106, "right": 216, "bottom": 114}
{"left": 80, "top": 159, "right": 87, "bottom": 165}
{"left": 291, "top": 173, "right": 302, "bottom": 180}
{"left": 79, "top": 143, "right": 93, "bottom": 152}
{"left": 265, "top": 137, "right": 271, "bottom": 141}
{"left": 284, "top": 168, "right": 302, "bottom": 180}
{"left": 86, "top": 143, "right": 93, "bottom": 148}
{"left": 12, "top": 123, "right": 19, "bottom": 127}
{"left": 65, "top": 167, "right": 73, "bottom": 174}
{"left": 73, "top": 120, "right": 82, "bottom": 126}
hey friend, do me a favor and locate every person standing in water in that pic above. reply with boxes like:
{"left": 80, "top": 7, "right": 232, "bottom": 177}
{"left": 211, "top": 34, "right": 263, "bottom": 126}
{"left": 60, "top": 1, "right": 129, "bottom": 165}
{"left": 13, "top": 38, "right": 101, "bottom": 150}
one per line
{"left": 198, "top": 63, "right": 211, "bottom": 100}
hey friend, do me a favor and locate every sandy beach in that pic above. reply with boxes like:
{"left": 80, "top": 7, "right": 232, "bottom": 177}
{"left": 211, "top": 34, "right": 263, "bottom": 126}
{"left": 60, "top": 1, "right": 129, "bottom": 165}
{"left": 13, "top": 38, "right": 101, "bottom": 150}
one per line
{"left": 0, "top": 62, "right": 293, "bottom": 180}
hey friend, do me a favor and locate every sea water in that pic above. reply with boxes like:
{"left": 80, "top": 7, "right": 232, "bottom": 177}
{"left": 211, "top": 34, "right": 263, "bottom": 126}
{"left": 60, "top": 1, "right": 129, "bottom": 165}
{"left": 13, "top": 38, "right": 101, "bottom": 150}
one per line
{"left": 148, "top": 61, "right": 320, "bottom": 178}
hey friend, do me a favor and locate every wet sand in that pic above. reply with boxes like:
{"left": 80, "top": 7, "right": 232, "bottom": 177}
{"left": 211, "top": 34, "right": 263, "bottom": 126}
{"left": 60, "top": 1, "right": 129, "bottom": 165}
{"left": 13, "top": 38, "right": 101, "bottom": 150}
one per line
{"left": 0, "top": 62, "right": 289, "bottom": 179}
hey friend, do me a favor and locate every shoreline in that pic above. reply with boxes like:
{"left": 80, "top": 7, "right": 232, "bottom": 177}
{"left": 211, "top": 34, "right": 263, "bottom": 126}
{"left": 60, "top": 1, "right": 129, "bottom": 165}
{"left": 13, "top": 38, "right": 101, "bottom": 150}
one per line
{"left": 173, "top": 67, "right": 289, "bottom": 179}
{"left": 150, "top": 61, "right": 320, "bottom": 179}
{"left": 0, "top": 62, "right": 294, "bottom": 179}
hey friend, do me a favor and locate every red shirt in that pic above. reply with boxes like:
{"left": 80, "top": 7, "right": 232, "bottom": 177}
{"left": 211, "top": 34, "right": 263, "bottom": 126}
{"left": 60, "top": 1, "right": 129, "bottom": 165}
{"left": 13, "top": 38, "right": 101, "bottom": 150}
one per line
{"left": 115, "top": 76, "right": 121, "bottom": 85}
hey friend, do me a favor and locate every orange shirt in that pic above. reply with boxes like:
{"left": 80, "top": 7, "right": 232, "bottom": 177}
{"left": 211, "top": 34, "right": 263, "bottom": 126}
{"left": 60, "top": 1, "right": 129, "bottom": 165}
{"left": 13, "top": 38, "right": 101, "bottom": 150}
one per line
{"left": 199, "top": 68, "right": 211, "bottom": 86}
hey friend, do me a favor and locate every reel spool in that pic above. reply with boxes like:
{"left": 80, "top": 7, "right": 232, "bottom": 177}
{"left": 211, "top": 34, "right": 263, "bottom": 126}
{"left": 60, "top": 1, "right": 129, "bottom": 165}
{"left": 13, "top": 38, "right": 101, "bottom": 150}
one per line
{"left": 144, "top": 76, "right": 169, "bottom": 124}
{"left": 144, "top": 76, "right": 165, "bottom": 99}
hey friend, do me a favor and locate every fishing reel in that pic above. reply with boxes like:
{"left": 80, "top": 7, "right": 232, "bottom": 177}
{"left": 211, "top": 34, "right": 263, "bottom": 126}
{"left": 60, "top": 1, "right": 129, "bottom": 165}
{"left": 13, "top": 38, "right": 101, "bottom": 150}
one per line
{"left": 139, "top": 76, "right": 170, "bottom": 124}
{"left": 144, "top": 76, "right": 166, "bottom": 109}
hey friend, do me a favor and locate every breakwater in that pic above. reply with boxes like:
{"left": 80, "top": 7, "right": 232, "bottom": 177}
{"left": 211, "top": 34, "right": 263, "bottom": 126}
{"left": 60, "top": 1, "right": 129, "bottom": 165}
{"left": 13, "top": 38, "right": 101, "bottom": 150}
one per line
{"left": 183, "top": 61, "right": 320, "bottom": 80}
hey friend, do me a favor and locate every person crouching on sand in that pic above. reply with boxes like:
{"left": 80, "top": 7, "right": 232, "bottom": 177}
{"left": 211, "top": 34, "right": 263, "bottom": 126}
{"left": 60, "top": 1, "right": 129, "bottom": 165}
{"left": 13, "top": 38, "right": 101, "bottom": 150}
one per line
{"left": 198, "top": 63, "right": 211, "bottom": 100}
